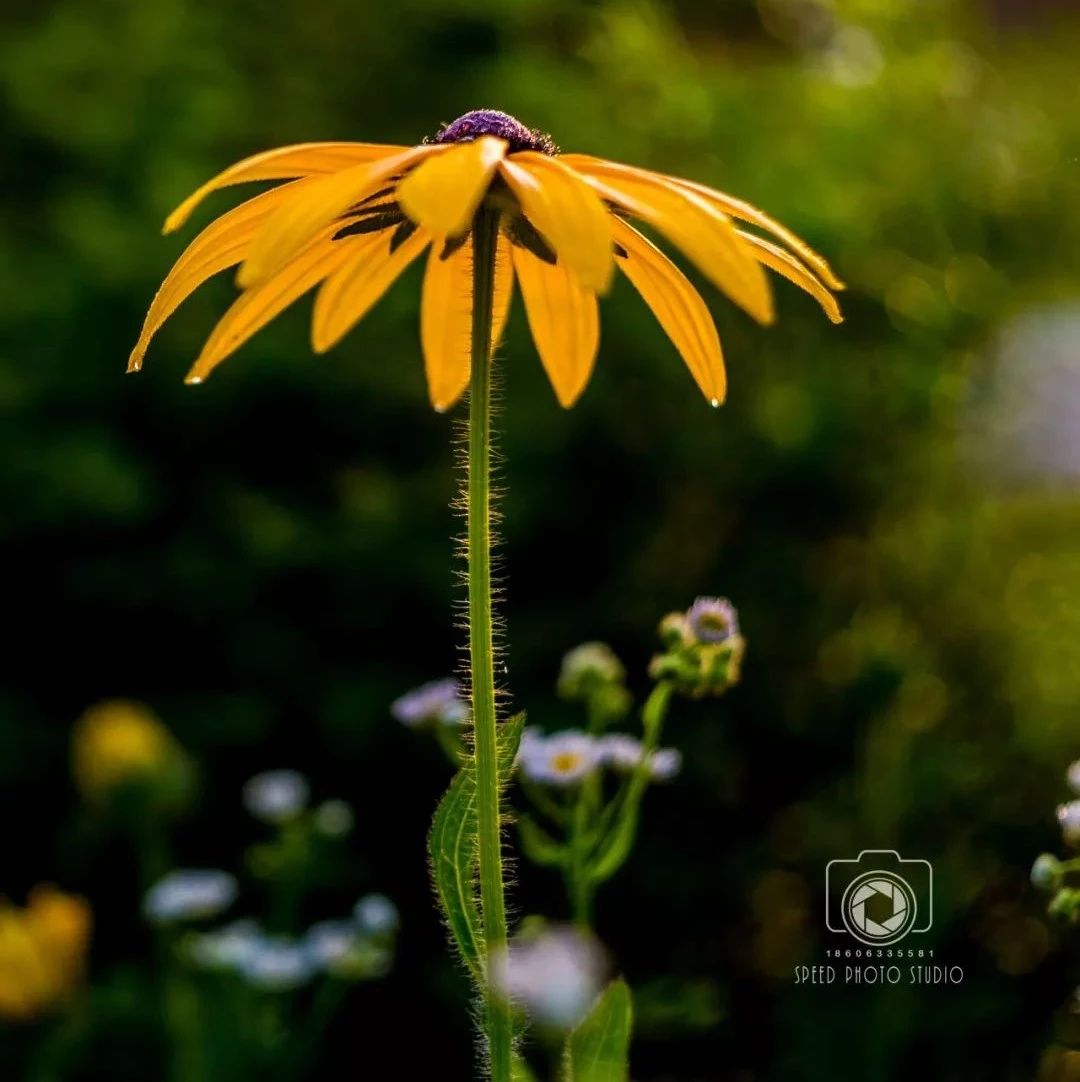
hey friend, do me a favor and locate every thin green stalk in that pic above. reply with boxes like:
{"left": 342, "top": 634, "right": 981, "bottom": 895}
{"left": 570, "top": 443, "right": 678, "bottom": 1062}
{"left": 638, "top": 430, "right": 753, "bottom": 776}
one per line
{"left": 567, "top": 785, "right": 594, "bottom": 928}
{"left": 468, "top": 205, "right": 513, "bottom": 1081}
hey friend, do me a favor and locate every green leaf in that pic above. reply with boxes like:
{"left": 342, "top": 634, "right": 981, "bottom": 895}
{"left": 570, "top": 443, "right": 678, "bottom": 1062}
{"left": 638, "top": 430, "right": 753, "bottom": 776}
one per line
{"left": 498, "top": 712, "right": 527, "bottom": 779}
{"left": 428, "top": 712, "right": 526, "bottom": 977}
{"left": 429, "top": 767, "right": 483, "bottom": 976}
{"left": 562, "top": 979, "right": 633, "bottom": 1082}
{"left": 518, "top": 813, "right": 568, "bottom": 868}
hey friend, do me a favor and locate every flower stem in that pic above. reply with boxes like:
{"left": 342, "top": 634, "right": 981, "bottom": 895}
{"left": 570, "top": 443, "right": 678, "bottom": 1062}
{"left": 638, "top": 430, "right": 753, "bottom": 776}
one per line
{"left": 468, "top": 206, "right": 513, "bottom": 1081}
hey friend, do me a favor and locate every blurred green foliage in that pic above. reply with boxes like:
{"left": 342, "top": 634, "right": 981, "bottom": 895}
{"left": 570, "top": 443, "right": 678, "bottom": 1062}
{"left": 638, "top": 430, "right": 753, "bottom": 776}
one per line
{"left": 3, "top": 0, "right": 1080, "bottom": 1078}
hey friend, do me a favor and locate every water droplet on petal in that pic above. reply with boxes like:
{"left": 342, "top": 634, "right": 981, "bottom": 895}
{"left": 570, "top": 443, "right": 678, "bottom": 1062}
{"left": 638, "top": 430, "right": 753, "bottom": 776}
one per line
{"left": 710, "top": 397, "right": 720, "bottom": 408}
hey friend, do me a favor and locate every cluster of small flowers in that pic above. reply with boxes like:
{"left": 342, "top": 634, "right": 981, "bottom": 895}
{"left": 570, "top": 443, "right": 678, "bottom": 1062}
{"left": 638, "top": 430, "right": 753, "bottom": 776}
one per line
{"left": 243, "top": 768, "right": 354, "bottom": 837}
{"left": 145, "top": 869, "right": 399, "bottom": 989}
{"left": 649, "top": 597, "right": 745, "bottom": 698}
{"left": 516, "top": 728, "right": 681, "bottom": 787}
{"left": 1031, "top": 761, "right": 1080, "bottom": 920}
{"left": 391, "top": 678, "right": 469, "bottom": 729}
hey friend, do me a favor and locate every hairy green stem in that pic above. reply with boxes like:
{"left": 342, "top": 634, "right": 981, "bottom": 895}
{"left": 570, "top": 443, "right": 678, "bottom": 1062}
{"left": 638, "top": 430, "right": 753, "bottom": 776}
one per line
{"left": 468, "top": 206, "right": 513, "bottom": 1081}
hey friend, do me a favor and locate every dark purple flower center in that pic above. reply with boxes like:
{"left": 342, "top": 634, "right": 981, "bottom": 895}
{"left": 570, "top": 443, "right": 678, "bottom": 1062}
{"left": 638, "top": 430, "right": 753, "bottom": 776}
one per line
{"left": 432, "top": 109, "right": 556, "bottom": 155}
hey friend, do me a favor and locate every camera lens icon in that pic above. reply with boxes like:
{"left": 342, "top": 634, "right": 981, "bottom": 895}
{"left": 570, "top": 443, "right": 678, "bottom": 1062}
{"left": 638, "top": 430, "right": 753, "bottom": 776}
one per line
{"left": 826, "top": 851, "right": 932, "bottom": 946}
{"left": 841, "top": 871, "right": 917, "bottom": 944}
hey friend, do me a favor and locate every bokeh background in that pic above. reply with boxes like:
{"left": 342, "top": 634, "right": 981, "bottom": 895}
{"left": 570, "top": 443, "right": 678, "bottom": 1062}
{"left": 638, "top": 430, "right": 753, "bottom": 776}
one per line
{"left": 3, "top": 0, "right": 1080, "bottom": 1078}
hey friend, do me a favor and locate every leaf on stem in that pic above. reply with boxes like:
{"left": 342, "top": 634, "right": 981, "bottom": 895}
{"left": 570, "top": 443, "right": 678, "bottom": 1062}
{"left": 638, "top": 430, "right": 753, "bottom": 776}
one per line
{"left": 428, "top": 712, "right": 526, "bottom": 977}
{"left": 562, "top": 979, "right": 633, "bottom": 1082}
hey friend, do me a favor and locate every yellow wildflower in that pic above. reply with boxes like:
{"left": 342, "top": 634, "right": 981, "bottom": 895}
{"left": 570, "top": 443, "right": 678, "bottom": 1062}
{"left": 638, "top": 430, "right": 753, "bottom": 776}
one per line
{"left": 131, "top": 108, "right": 842, "bottom": 410}
{"left": 0, "top": 887, "right": 91, "bottom": 1021}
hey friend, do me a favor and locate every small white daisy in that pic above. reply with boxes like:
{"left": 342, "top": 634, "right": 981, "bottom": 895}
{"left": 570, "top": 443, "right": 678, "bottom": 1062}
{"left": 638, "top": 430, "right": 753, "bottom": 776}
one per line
{"left": 242, "top": 937, "right": 317, "bottom": 991}
{"left": 490, "top": 926, "right": 606, "bottom": 1029}
{"left": 517, "top": 730, "right": 601, "bottom": 786}
{"left": 242, "top": 769, "right": 310, "bottom": 823}
{"left": 598, "top": 734, "right": 682, "bottom": 781}
{"left": 353, "top": 893, "right": 400, "bottom": 936}
{"left": 143, "top": 869, "right": 238, "bottom": 924}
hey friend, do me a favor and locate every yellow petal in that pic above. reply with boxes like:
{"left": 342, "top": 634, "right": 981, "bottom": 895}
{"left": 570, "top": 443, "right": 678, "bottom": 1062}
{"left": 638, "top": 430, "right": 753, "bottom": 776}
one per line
{"left": 560, "top": 160, "right": 773, "bottom": 325}
{"left": 397, "top": 137, "right": 506, "bottom": 239}
{"left": 562, "top": 154, "right": 844, "bottom": 292}
{"left": 130, "top": 179, "right": 317, "bottom": 372}
{"left": 611, "top": 218, "right": 726, "bottom": 405}
{"left": 512, "top": 243, "right": 599, "bottom": 408}
{"left": 237, "top": 145, "right": 443, "bottom": 289}
{"left": 312, "top": 226, "right": 431, "bottom": 353}
{"left": 419, "top": 233, "right": 515, "bottom": 412}
{"left": 499, "top": 154, "right": 613, "bottom": 294}
{"left": 164, "top": 142, "right": 405, "bottom": 234}
{"left": 668, "top": 176, "right": 845, "bottom": 291}
{"left": 738, "top": 230, "right": 844, "bottom": 324}
{"left": 186, "top": 228, "right": 355, "bottom": 383}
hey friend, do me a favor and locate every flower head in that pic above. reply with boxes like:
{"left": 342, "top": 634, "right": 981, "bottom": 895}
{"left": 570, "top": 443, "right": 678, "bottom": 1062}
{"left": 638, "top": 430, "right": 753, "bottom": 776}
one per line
{"left": 186, "top": 919, "right": 262, "bottom": 971}
{"left": 517, "top": 730, "right": 601, "bottom": 787}
{"left": 241, "top": 937, "right": 317, "bottom": 991}
{"left": 71, "top": 699, "right": 188, "bottom": 805}
{"left": 143, "top": 870, "right": 238, "bottom": 925}
{"left": 391, "top": 678, "right": 468, "bottom": 729}
{"left": 686, "top": 597, "right": 740, "bottom": 645}
{"left": 489, "top": 925, "right": 606, "bottom": 1029}
{"left": 557, "top": 642, "right": 625, "bottom": 699}
{"left": 598, "top": 734, "right": 682, "bottom": 781}
{"left": 242, "top": 769, "right": 310, "bottom": 823}
{"left": 651, "top": 596, "right": 745, "bottom": 698}
{"left": 1031, "top": 854, "right": 1063, "bottom": 892}
{"left": 353, "top": 893, "right": 400, "bottom": 936}
{"left": 1060, "top": 801, "right": 1080, "bottom": 847}
{"left": 432, "top": 109, "right": 557, "bottom": 155}
{"left": 305, "top": 918, "right": 393, "bottom": 980}
{"left": 0, "top": 887, "right": 91, "bottom": 1021}
{"left": 132, "top": 110, "right": 842, "bottom": 410}
{"left": 304, "top": 920, "right": 362, "bottom": 969}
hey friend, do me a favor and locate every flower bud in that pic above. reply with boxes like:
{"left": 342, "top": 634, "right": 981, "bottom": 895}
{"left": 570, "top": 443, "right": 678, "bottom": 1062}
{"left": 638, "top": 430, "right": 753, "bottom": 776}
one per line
{"left": 557, "top": 642, "right": 626, "bottom": 701}
{"left": 1031, "top": 853, "right": 1063, "bottom": 892}
{"left": 650, "top": 598, "right": 745, "bottom": 698}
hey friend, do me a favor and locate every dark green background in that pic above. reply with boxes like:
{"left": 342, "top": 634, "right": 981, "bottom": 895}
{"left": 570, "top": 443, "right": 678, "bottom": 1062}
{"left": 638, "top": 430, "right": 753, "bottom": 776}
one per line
{"left": 3, "top": 0, "right": 1080, "bottom": 1078}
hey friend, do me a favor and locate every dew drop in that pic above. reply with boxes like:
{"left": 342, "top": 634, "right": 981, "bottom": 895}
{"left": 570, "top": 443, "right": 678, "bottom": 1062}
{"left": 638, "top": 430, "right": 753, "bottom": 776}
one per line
{"left": 710, "top": 397, "right": 720, "bottom": 408}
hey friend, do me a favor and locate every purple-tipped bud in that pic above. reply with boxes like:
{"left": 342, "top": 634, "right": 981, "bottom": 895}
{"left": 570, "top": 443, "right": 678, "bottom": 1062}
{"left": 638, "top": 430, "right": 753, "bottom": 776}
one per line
{"left": 686, "top": 597, "right": 739, "bottom": 645}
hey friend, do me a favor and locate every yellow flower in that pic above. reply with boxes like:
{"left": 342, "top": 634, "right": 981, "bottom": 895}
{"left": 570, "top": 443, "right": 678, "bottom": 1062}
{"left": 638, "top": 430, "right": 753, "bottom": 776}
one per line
{"left": 71, "top": 699, "right": 180, "bottom": 801}
{"left": 0, "top": 887, "right": 91, "bottom": 1021}
{"left": 131, "top": 109, "right": 842, "bottom": 411}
